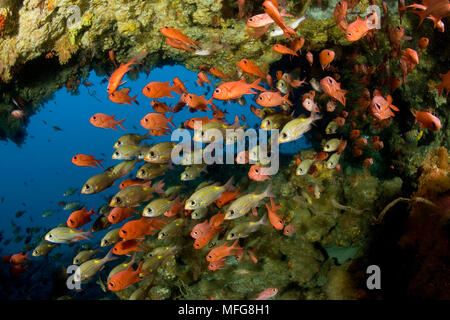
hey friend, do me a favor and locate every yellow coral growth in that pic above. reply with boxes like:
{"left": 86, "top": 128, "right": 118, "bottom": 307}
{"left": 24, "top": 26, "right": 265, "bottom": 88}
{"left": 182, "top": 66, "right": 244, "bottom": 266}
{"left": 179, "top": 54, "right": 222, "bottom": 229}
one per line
{"left": 415, "top": 147, "right": 450, "bottom": 200}
{"left": 54, "top": 34, "right": 78, "bottom": 65}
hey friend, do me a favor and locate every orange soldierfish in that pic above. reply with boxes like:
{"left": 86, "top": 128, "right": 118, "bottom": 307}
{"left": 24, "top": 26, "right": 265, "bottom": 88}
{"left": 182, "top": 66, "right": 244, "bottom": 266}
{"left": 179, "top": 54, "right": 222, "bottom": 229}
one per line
{"left": 112, "top": 239, "right": 145, "bottom": 256}
{"left": 119, "top": 217, "right": 166, "bottom": 240}
{"left": 319, "top": 49, "right": 335, "bottom": 70}
{"left": 256, "top": 91, "right": 292, "bottom": 107}
{"left": 108, "top": 261, "right": 149, "bottom": 292}
{"left": 237, "top": 59, "right": 266, "bottom": 79}
{"left": 320, "top": 76, "right": 347, "bottom": 106}
{"left": 262, "top": 1, "right": 297, "bottom": 39}
{"left": 108, "top": 50, "right": 117, "bottom": 67}
{"left": 108, "top": 207, "right": 137, "bottom": 224}
{"left": 216, "top": 187, "right": 241, "bottom": 207}
{"left": 213, "top": 79, "right": 265, "bottom": 100}
{"left": 209, "top": 67, "right": 229, "bottom": 79}
{"left": 248, "top": 165, "right": 272, "bottom": 181}
{"left": 291, "top": 37, "right": 305, "bottom": 53}
{"left": 140, "top": 113, "right": 175, "bottom": 130}
{"left": 151, "top": 101, "right": 171, "bottom": 113}
{"left": 165, "top": 37, "right": 196, "bottom": 53}
{"left": 266, "top": 198, "right": 284, "bottom": 230}
{"left": 107, "top": 58, "right": 137, "bottom": 94}
{"left": 182, "top": 93, "right": 214, "bottom": 112}
{"left": 10, "top": 252, "right": 31, "bottom": 265}
{"left": 172, "top": 77, "right": 188, "bottom": 94}
{"left": 108, "top": 88, "right": 139, "bottom": 105}
{"left": 160, "top": 26, "right": 200, "bottom": 49}
{"left": 184, "top": 116, "right": 220, "bottom": 130}
{"left": 434, "top": 70, "right": 450, "bottom": 96}
{"left": 142, "top": 81, "right": 180, "bottom": 99}
{"left": 206, "top": 239, "right": 242, "bottom": 262}
{"left": 149, "top": 128, "right": 171, "bottom": 136}
{"left": 246, "top": 10, "right": 292, "bottom": 28}
{"left": 211, "top": 104, "right": 228, "bottom": 121}
{"left": 197, "top": 72, "right": 212, "bottom": 86}
{"left": 369, "top": 91, "right": 399, "bottom": 120}
{"left": 208, "top": 258, "right": 227, "bottom": 272}
{"left": 89, "top": 113, "right": 126, "bottom": 130}
{"left": 346, "top": 11, "right": 379, "bottom": 41}
{"left": 67, "top": 207, "right": 97, "bottom": 229}
{"left": 72, "top": 154, "right": 104, "bottom": 169}
{"left": 272, "top": 44, "right": 298, "bottom": 56}
{"left": 411, "top": 110, "right": 441, "bottom": 131}
{"left": 334, "top": 1, "right": 348, "bottom": 32}
{"left": 120, "top": 179, "right": 148, "bottom": 189}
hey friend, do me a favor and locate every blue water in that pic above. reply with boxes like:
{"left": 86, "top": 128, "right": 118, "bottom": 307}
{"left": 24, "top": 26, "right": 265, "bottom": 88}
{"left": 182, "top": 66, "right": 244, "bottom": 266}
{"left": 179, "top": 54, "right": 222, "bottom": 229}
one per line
{"left": 0, "top": 64, "right": 310, "bottom": 282}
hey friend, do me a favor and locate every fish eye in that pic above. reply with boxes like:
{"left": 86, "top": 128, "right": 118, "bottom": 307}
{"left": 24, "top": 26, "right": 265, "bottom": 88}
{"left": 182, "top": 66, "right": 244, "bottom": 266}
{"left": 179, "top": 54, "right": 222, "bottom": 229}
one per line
{"left": 114, "top": 151, "right": 119, "bottom": 156}
{"left": 160, "top": 232, "right": 166, "bottom": 237}
{"left": 328, "top": 78, "right": 333, "bottom": 84}
{"left": 149, "top": 151, "right": 155, "bottom": 157}
{"left": 73, "top": 156, "right": 77, "bottom": 160}
{"left": 208, "top": 255, "right": 213, "bottom": 259}
{"left": 69, "top": 219, "right": 74, "bottom": 224}
{"left": 75, "top": 259, "right": 79, "bottom": 264}
{"left": 243, "top": 60, "right": 247, "bottom": 64}
{"left": 144, "top": 118, "right": 148, "bottom": 122}
{"left": 347, "top": 33, "right": 352, "bottom": 37}
{"left": 272, "top": 289, "right": 277, "bottom": 293}
{"left": 121, "top": 229, "right": 127, "bottom": 234}
{"left": 396, "top": 26, "right": 401, "bottom": 30}
{"left": 229, "top": 210, "right": 235, "bottom": 215}
{"left": 230, "top": 233, "right": 235, "bottom": 238}
{"left": 195, "top": 243, "right": 200, "bottom": 248}
{"left": 281, "top": 133, "right": 287, "bottom": 139}
{"left": 117, "top": 141, "right": 121, "bottom": 145}
{"left": 93, "top": 116, "right": 96, "bottom": 120}
{"left": 188, "top": 95, "right": 192, "bottom": 99}
{"left": 113, "top": 247, "right": 117, "bottom": 252}
{"left": 215, "top": 89, "right": 220, "bottom": 94}
{"left": 255, "top": 168, "right": 259, "bottom": 173}
{"left": 249, "top": 18, "right": 253, "bottom": 22}
{"left": 48, "top": 234, "right": 53, "bottom": 238}
{"left": 193, "top": 231, "right": 198, "bottom": 236}
{"left": 190, "top": 200, "right": 196, "bottom": 206}
{"left": 375, "top": 103, "right": 381, "bottom": 110}
{"left": 258, "top": 96, "right": 263, "bottom": 100}
{"left": 146, "top": 208, "right": 152, "bottom": 214}
{"left": 115, "top": 197, "right": 122, "bottom": 204}
{"left": 139, "top": 170, "right": 145, "bottom": 175}
{"left": 109, "top": 282, "right": 115, "bottom": 287}
{"left": 146, "top": 87, "right": 150, "bottom": 91}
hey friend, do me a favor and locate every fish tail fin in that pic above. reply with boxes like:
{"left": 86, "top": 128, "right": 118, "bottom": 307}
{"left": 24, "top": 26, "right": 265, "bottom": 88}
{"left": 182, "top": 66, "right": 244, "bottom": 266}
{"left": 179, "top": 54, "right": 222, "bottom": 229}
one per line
{"left": 154, "top": 180, "right": 165, "bottom": 195}
{"left": 250, "top": 78, "right": 266, "bottom": 92}
{"left": 259, "top": 212, "right": 270, "bottom": 227}
{"left": 167, "top": 115, "right": 175, "bottom": 127}
{"left": 171, "top": 83, "right": 183, "bottom": 95}
{"left": 223, "top": 176, "right": 234, "bottom": 191}
{"left": 263, "top": 183, "right": 275, "bottom": 198}
{"left": 311, "top": 111, "right": 323, "bottom": 122}
{"left": 230, "top": 239, "right": 242, "bottom": 251}
{"left": 132, "top": 95, "right": 139, "bottom": 105}
{"left": 411, "top": 10, "right": 427, "bottom": 28}
{"left": 96, "top": 159, "right": 104, "bottom": 169}
{"left": 103, "top": 248, "right": 118, "bottom": 263}
{"left": 283, "top": 94, "right": 293, "bottom": 105}
{"left": 207, "top": 96, "right": 215, "bottom": 107}
{"left": 117, "top": 119, "right": 126, "bottom": 131}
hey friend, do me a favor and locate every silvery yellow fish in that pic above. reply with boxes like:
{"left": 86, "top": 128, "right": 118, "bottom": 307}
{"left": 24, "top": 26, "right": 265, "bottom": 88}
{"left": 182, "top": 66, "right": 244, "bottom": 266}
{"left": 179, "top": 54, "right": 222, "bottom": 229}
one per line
{"left": 136, "top": 163, "right": 171, "bottom": 180}
{"left": 279, "top": 112, "right": 322, "bottom": 143}
{"left": 143, "top": 198, "right": 174, "bottom": 217}
{"left": 185, "top": 177, "right": 234, "bottom": 210}
{"left": 109, "top": 159, "right": 139, "bottom": 180}
{"left": 112, "top": 145, "right": 141, "bottom": 160}
{"left": 261, "top": 113, "right": 293, "bottom": 130}
{"left": 101, "top": 228, "right": 121, "bottom": 247}
{"left": 226, "top": 214, "right": 268, "bottom": 240}
{"left": 32, "top": 241, "right": 56, "bottom": 257}
{"left": 158, "top": 218, "right": 185, "bottom": 240}
{"left": 323, "top": 138, "right": 342, "bottom": 152}
{"left": 114, "top": 133, "right": 149, "bottom": 149}
{"left": 74, "top": 248, "right": 117, "bottom": 282}
{"left": 81, "top": 171, "right": 116, "bottom": 194}
{"left": 73, "top": 249, "right": 98, "bottom": 265}
{"left": 110, "top": 180, "right": 165, "bottom": 207}
{"left": 181, "top": 165, "right": 207, "bottom": 181}
{"left": 44, "top": 227, "right": 91, "bottom": 243}
{"left": 326, "top": 152, "right": 341, "bottom": 169}
{"left": 296, "top": 159, "right": 315, "bottom": 175}
{"left": 144, "top": 142, "right": 175, "bottom": 163}
{"left": 224, "top": 184, "right": 274, "bottom": 220}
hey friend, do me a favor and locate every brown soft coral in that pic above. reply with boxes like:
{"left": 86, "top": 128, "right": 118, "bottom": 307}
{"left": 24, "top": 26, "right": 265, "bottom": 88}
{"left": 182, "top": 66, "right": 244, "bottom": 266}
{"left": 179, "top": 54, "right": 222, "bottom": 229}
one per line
{"left": 53, "top": 34, "right": 78, "bottom": 65}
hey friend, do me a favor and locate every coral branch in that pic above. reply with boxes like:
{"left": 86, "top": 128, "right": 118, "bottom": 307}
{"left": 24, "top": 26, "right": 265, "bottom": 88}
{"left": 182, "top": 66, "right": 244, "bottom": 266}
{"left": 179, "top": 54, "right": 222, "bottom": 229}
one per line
{"left": 375, "top": 197, "right": 436, "bottom": 224}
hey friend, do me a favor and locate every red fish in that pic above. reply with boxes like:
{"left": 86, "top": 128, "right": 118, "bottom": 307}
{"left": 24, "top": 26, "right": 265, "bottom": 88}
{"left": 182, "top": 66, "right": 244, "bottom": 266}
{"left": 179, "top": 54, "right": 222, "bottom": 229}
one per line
{"left": 320, "top": 76, "right": 347, "bottom": 106}
{"left": 434, "top": 70, "right": 450, "bottom": 96}
{"left": 112, "top": 239, "right": 145, "bottom": 256}
{"left": 216, "top": 187, "right": 241, "bottom": 207}
{"left": 184, "top": 116, "right": 221, "bottom": 130}
{"left": 142, "top": 81, "right": 180, "bottom": 99}
{"left": 197, "top": 72, "right": 212, "bottom": 87}
{"left": 237, "top": 59, "right": 266, "bottom": 79}
{"left": 192, "top": 213, "right": 225, "bottom": 249}
{"left": 209, "top": 67, "right": 229, "bottom": 79}
{"left": 346, "top": 11, "right": 379, "bottom": 41}
{"left": 262, "top": 1, "right": 297, "bottom": 39}
{"left": 107, "top": 58, "right": 137, "bottom": 94}
{"left": 272, "top": 44, "right": 298, "bottom": 56}
{"left": 213, "top": 79, "right": 265, "bottom": 100}
{"left": 369, "top": 91, "right": 399, "bottom": 120}
{"left": 140, "top": 113, "right": 175, "bottom": 130}
{"left": 253, "top": 288, "right": 278, "bottom": 300}
{"left": 206, "top": 239, "right": 242, "bottom": 262}
{"left": 10, "top": 252, "right": 30, "bottom": 265}
{"left": 172, "top": 77, "right": 187, "bottom": 94}
{"left": 160, "top": 26, "right": 200, "bottom": 49}
{"left": 248, "top": 165, "right": 272, "bottom": 181}
{"left": 108, "top": 261, "right": 149, "bottom": 292}
{"left": 411, "top": 110, "right": 441, "bottom": 131}
{"left": 246, "top": 11, "right": 292, "bottom": 28}
{"left": 319, "top": 49, "right": 335, "bottom": 70}
{"left": 119, "top": 179, "right": 148, "bottom": 189}
{"left": 256, "top": 91, "right": 291, "bottom": 107}
{"left": 108, "top": 88, "right": 139, "bottom": 105}
{"left": 182, "top": 93, "right": 213, "bottom": 112}
{"left": 108, "top": 207, "right": 138, "bottom": 224}
{"left": 67, "top": 207, "right": 97, "bottom": 229}
{"left": 208, "top": 258, "right": 227, "bottom": 272}
{"left": 89, "top": 113, "right": 126, "bottom": 130}
{"left": 265, "top": 198, "right": 284, "bottom": 230}
{"left": 291, "top": 37, "right": 305, "bottom": 53}
{"left": 334, "top": 1, "right": 348, "bottom": 32}
{"left": 165, "top": 37, "right": 196, "bottom": 53}
{"left": 119, "top": 217, "right": 167, "bottom": 240}
{"left": 150, "top": 101, "right": 171, "bottom": 113}
{"left": 283, "top": 223, "right": 296, "bottom": 236}
{"left": 72, "top": 154, "right": 104, "bottom": 169}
